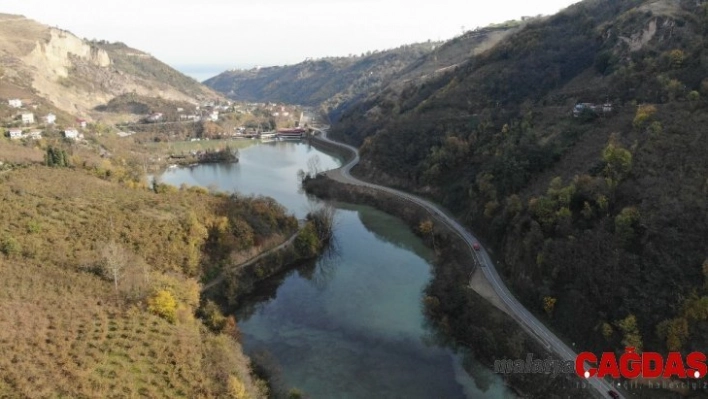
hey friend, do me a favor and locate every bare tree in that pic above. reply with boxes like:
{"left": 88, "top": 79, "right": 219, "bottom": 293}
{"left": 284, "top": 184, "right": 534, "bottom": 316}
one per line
{"left": 121, "top": 255, "right": 151, "bottom": 300}
{"left": 307, "top": 202, "right": 337, "bottom": 242}
{"left": 101, "top": 241, "right": 128, "bottom": 293}
{"left": 306, "top": 155, "right": 321, "bottom": 178}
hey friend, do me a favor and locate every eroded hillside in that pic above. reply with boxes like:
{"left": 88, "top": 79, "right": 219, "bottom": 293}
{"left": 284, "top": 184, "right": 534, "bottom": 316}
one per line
{"left": 0, "top": 14, "right": 219, "bottom": 118}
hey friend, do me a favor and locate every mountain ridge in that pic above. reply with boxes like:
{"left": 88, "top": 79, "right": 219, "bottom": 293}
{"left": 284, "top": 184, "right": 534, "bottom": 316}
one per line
{"left": 0, "top": 13, "right": 220, "bottom": 120}
{"left": 204, "top": 25, "right": 520, "bottom": 120}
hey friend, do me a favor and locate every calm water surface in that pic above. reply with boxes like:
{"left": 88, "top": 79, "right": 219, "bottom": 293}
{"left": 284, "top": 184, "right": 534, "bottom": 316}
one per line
{"left": 160, "top": 140, "right": 514, "bottom": 399}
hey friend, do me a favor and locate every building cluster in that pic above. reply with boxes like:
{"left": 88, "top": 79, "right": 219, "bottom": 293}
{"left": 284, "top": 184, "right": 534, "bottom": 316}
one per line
{"left": 4, "top": 98, "right": 87, "bottom": 141}
{"left": 573, "top": 102, "right": 613, "bottom": 118}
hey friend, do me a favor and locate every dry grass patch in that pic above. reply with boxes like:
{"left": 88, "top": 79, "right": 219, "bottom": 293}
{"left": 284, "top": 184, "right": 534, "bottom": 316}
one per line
{"left": 0, "top": 262, "right": 262, "bottom": 398}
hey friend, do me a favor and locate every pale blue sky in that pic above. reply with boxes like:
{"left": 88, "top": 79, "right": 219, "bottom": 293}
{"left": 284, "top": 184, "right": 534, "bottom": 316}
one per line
{"left": 4, "top": 0, "right": 580, "bottom": 80}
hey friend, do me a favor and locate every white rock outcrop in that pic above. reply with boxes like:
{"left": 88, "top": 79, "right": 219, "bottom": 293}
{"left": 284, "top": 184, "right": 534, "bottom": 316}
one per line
{"left": 24, "top": 28, "right": 110, "bottom": 78}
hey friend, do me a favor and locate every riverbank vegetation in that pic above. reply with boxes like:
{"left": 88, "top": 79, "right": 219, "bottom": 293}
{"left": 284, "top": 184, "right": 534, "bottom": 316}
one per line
{"left": 0, "top": 162, "right": 301, "bottom": 398}
{"left": 207, "top": 204, "right": 336, "bottom": 308}
{"left": 169, "top": 145, "right": 239, "bottom": 166}
{"left": 302, "top": 175, "right": 590, "bottom": 398}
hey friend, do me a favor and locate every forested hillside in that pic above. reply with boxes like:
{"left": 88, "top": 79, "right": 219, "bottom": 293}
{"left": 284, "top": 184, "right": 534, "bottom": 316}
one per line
{"left": 205, "top": 43, "right": 438, "bottom": 111}
{"left": 205, "top": 27, "right": 518, "bottom": 120}
{"left": 333, "top": 0, "right": 708, "bottom": 356}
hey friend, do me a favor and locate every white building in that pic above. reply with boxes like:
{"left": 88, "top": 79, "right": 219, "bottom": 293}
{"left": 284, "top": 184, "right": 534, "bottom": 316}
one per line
{"left": 8, "top": 129, "right": 23, "bottom": 139}
{"left": 64, "top": 129, "right": 79, "bottom": 140}
{"left": 8, "top": 99, "right": 22, "bottom": 108}
{"left": 21, "top": 113, "right": 34, "bottom": 125}
{"left": 210, "top": 111, "right": 219, "bottom": 122}
{"left": 147, "top": 113, "right": 163, "bottom": 122}
{"left": 45, "top": 113, "right": 56, "bottom": 125}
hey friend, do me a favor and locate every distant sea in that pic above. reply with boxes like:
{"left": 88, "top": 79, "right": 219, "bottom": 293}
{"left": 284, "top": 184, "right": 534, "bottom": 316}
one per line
{"left": 175, "top": 64, "right": 255, "bottom": 83}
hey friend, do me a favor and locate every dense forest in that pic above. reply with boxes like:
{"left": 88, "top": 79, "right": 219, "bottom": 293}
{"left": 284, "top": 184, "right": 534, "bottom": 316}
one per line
{"left": 332, "top": 0, "right": 708, "bottom": 358}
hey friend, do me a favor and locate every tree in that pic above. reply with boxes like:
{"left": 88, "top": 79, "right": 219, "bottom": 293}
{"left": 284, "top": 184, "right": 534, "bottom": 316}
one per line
{"left": 294, "top": 222, "right": 319, "bottom": 258}
{"left": 45, "top": 146, "right": 69, "bottom": 167}
{"left": 543, "top": 296, "right": 557, "bottom": 317}
{"left": 418, "top": 219, "right": 436, "bottom": 251}
{"left": 227, "top": 375, "right": 248, "bottom": 399}
{"left": 616, "top": 314, "right": 643, "bottom": 350}
{"left": 601, "top": 322, "right": 613, "bottom": 340}
{"left": 657, "top": 317, "right": 689, "bottom": 351}
{"left": 307, "top": 204, "right": 336, "bottom": 243}
{"left": 506, "top": 194, "right": 523, "bottom": 216}
{"left": 614, "top": 207, "right": 640, "bottom": 246}
{"left": 147, "top": 289, "right": 177, "bottom": 323}
{"left": 222, "top": 316, "right": 242, "bottom": 342}
{"left": 306, "top": 155, "right": 322, "bottom": 178}
{"left": 101, "top": 241, "right": 129, "bottom": 292}
{"left": 602, "top": 138, "right": 632, "bottom": 184}
{"left": 668, "top": 49, "right": 685, "bottom": 69}
{"left": 632, "top": 105, "right": 656, "bottom": 130}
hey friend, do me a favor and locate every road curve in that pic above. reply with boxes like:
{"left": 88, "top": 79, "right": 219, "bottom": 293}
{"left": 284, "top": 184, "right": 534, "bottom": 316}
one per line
{"left": 313, "top": 129, "right": 622, "bottom": 399}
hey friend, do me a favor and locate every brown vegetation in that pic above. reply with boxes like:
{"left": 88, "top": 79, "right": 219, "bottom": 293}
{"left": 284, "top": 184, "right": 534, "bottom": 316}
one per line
{"left": 0, "top": 163, "right": 301, "bottom": 398}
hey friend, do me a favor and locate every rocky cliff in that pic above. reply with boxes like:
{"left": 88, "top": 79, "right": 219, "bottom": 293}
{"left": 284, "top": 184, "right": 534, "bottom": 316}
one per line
{"left": 0, "top": 14, "right": 218, "bottom": 118}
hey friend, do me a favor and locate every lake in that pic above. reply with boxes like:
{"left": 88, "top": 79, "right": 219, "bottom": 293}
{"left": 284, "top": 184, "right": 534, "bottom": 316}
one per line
{"left": 160, "top": 140, "right": 515, "bottom": 399}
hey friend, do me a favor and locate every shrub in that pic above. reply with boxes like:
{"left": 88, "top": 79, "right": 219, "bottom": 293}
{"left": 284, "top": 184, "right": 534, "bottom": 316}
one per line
{"left": 294, "top": 222, "right": 319, "bottom": 258}
{"left": 147, "top": 289, "right": 177, "bottom": 323}
{"left": 200, "top": 300, "right": 226, "bottom": 332}
{"left": 1, "top": 235, "right": 22, "bottom": 257}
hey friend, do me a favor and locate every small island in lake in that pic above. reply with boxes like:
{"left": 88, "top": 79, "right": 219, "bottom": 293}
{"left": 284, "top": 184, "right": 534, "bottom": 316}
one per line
{"left": 169, "top": 146, "right": 239, "bottom": 166}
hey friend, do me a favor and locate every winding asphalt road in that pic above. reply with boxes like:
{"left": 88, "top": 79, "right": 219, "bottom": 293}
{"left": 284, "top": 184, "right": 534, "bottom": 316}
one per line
{"left": 314, "top": 129, "right": 623, "bottom": 399}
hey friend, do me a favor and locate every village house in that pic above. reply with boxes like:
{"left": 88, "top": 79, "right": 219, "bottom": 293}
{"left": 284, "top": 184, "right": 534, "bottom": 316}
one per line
{"left": 45, "top": 113, "right": 56, "bottom": 125}
{"left": 147, "top": 113, "right": 163, "bottom": 122}
{"left": 8, "top": 99, "right": 22, "bottom": 108}
{"left": 8, "top": 129, "right": 23, "bottom": 139}
{"left": 21, "top": 113, "right": 35, "bottom": 125}
{"left": 64, "top": 129, "right": 79, "bottom": 140}
{"left": 573, "top": 102, "right": 613, "bottom": 118}
{"left": 76, "top": 119, "right": 87, "bottom": 128}
{"left": 210, "top": 111, "right": 219, "bottom": 122}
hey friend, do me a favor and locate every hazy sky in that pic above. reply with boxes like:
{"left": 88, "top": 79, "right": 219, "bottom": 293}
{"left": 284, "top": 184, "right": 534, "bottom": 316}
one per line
{"left": 4, "top": 0, "right": 579, "bottom": 79}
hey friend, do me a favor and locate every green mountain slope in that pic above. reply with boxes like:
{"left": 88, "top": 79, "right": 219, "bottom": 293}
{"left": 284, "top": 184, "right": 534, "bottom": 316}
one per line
{"left": 333, "top": 0, "right": 708, "bottom": 356}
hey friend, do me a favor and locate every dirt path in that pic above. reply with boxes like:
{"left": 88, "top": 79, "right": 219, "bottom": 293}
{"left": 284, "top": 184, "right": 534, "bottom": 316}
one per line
{"left": 200, "top": 226, "right": 302, "bottom": 293}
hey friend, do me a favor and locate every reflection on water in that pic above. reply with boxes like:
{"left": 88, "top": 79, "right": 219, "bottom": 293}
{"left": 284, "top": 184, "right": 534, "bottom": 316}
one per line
{"left": 235, "top": 206, "right": 514, "bottom": 399}
{"left": 159, "top": 141, "right": 515, "bottom": 399}
{"left": 160, "top": 140, "right": 341, "bottom": 218}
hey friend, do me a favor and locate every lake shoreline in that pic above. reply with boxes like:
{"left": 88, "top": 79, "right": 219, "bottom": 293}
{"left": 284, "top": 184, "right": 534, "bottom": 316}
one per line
{"left": 301, "top": 173, "right": 590, "bottom": 398}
